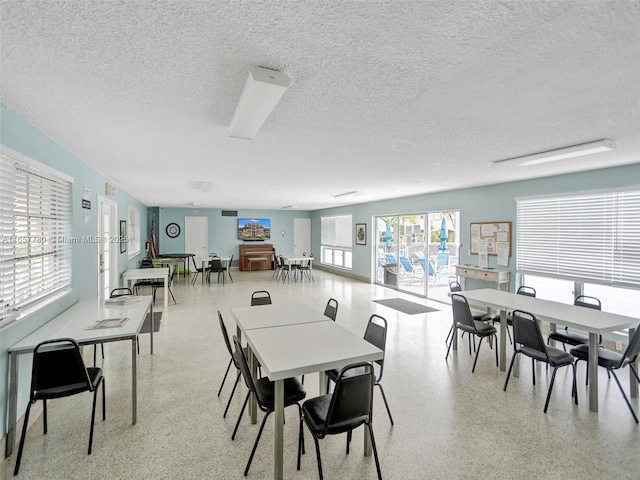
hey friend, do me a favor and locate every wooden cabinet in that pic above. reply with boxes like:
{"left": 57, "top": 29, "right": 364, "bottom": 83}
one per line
{"left": 239, "top": 244, "right": 275, "bottom": 271}
{"left": 456, "top": 265, "right": 510, "bottom": 291}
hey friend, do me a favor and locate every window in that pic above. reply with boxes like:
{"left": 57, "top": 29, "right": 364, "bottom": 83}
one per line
{"left": 0, "top": 150, "right": 73, "bottom": 326}
{"left": 517, "top": 189, "right": 640, "bottom": 288}
{"left": 321, "top": 214, "right": 352, "bottom": 269}
{"left": 127, "top": 206, "right": 141, "bottom": 258}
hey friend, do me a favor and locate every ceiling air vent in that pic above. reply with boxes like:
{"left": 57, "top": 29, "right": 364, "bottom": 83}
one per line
{"left": 221, "top": 210, "right": 238, "bottom": 217}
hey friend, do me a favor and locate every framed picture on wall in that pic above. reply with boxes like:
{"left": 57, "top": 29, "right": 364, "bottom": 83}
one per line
{"left": 355, "top": 223, "right": 367, "bottom": 245}
{"left": 120, "top": 220, "right": 127, "bottom": 254}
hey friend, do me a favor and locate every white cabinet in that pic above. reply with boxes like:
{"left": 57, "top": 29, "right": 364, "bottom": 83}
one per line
{"left": 456, "top": 265, "right": 510, "bottom": 291}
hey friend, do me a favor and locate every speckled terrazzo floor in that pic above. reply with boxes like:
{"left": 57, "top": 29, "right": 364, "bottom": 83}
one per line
{"left": 2, "top": 269, "right": 639, "bottom": 479}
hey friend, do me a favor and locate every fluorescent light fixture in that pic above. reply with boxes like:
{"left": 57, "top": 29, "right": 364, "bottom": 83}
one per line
{"left": 282, "top": 205, "right": 295, "bottom": 209}
{"left": 228, "top": 66, "right": 291, "bottom": 139}
{"left": 333, "top": 190, "right": 360, "bottom": 199}
{"left": 491, "top": 139, "right": 616, "bottom": 169}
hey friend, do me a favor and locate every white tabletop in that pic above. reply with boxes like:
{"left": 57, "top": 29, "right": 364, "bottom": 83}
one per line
{"left": 282, "top": 255, "right": 313, "bottom": 263}
{"left": 122, "top": 267, "right": 168, "bottom": 281}
{"left": 231, "top": 302, "right": 328, "bottom": 331}
{"left": 243, "top": 320, "right": 383, "bottom": 381}
{"left": 9, "top": 296, "right": 153, "bottom": 353}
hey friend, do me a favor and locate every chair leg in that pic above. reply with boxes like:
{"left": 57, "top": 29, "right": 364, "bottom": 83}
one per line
{"left": 13, "top": 401, "right": 33, "bottom": 475}
{"left": 445, "top": 325, "right": 456, "bottom": 360}
{"left": 223, "top": 373, "right": 241, "bottom": 419}
{"left": 346, "top": 430, "right": 352, "bottom": 454}
{"left": 367, "top": 422, "right": 383, "bottom": 480}
{"left": 218, "top": 358, "right": 233, "bottom": 397}
{"left": 572, "top": 364, "right": 578, "bottom": 405}
{"left": 244, "top": 412, "right": 271, "bottom": 476}
{"left": 610, "top": 369, "right": 639, "bottom": 423}
{"left": 231, "top": 392, "right": 250, "bottom": 440}
{"left": 532, "top": 358, "right": 536, "bottom": 386}
{"left": 503, "top": 352, "right": 518, "bottom": 391}
{"left": 494, "top": 334, "right": 499, "bottom": 367}
{"left": 471, "top": 337, "right": 484, "bottom": 373}
{"left": 88, "top": 384, "right": 99, "bottom": 454}
{"left": 43, "top": 399, "right": 47, "bottom": 434}
{"left": 375, "top": 383, "right": 394, "bottom": 425}
{"left": 543, "top": 366, "right": 559, "bottom": 413}
{"left": 312, "top": 434, "right": 324, "bottom": 480}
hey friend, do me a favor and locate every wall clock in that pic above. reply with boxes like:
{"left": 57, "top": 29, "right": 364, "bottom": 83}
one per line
{"left": 166, "top": 222, "right": 181, "bottom": 238}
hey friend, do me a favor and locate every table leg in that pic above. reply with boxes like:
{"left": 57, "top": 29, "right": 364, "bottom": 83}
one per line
{"left": 149, "top": 302, "right": 154, "bottom": 355}
{"left": 548, "top": 322, "right": 557, "bottom": 347}
{"left": 274, "top": 379, "right": 284, "bottom": 480}
{"left": 163, "top": 275, "right": 168, "bottom": 308}
{"left": 588, "top": 332, "right": 599, "bottom": 412}
{"left": 5, "top": 352, "right": 18, "bottom": 457}
{"left": 629, "top": 327, "right": 637, "bottom": 398}
{"left": 132, "top": 337, "right": 138, "bottom": 424}
{"left": 499, "top": 309, "right": 507, "bottom": 372}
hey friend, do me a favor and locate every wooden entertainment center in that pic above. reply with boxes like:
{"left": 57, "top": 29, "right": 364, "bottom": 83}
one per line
{"left": 239, "top": 244, "right": 276, "bottom": 271}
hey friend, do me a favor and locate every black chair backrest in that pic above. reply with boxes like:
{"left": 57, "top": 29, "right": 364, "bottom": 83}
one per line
{"left": 110, "top": 288, "right": 132, "bottom": 298}
{"left": 324, "top": 298, "right": 339, "bottom": 321}
{"left": 363, "top": 314, "right": 387, "bottom": 376}
{"left": 516, "top": 285, "right": 536, "bottom": 297}
{"left": 209, "top": 258, "right": 223, "bottom": 271}
{"left": 451, "top": 293, "right": 476, "bottom": 332}
{"left": 511, "top": 309, "right": 548, "bottom": 360}
{"left": 218, "top": 311, "right": 239, "bottom": 368}
{"left": 620, "top": 324, "right": 640, "bottom": 366}
{"left": 31, "top": 338, "right": 93, "bottom": 400}
{"left": 232, "top": 335, "right": 261, "bottom": 407}
{"left": 574, "top": 295, "right": 601, "bottom": 310}
{"left": 449, "top": 281, "right": 462, "bottom": 292}
{"left": 140, "top": 257, "right": 154, "bottom": 268}
{"left": 323, "top": 362, "right": 374, "bottom": 436}
{"left": 251, "top": 290, "right": 272, "bottom": 306}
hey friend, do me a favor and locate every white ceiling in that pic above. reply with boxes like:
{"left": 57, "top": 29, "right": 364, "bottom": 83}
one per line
{"left": 1, "top": 1, "right": 639, "bottom": 211}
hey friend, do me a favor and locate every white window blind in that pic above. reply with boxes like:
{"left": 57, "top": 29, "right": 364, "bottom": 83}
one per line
{"left": 321, "top": 214, "right": 352, "bottom": 247}
{"left": 517, "top": 189, "right": 640, "bottom": 288}
{"left": 0, "top": 152, "right": 72, "bottom": 325}
{"left": 127, "top": 206, "right": 141, "bottom": 257}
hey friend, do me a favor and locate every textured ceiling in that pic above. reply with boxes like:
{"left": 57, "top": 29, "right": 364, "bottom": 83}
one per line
{"left": 1, "top": 1, "right": 639, "bottom": 210}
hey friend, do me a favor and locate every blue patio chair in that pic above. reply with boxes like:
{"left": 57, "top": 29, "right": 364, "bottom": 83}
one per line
{"left": 399, "top": 257, "right": 423, "bottom": 284}
{"left": 385, "top": 254, "right": 397, "bottom": 264}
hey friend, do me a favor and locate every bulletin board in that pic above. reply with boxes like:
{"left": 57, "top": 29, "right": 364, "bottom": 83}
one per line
{"left": 470, "top": 221, "right": 511, "bottom": 257}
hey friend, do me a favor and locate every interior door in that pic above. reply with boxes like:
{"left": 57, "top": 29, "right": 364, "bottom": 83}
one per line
{"left": 293, "top": 218, "right": 311, "bottom": 256}
{"left": 97, "top": 196, "right": 117, "bottom": 302}
{"left": 185, "top": 216, "right": 208, "bottom": 269}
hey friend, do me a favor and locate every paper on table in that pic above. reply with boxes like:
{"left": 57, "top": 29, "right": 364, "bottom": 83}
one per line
{"left": 88, "top": 317, "right": 129, "bottom": 329}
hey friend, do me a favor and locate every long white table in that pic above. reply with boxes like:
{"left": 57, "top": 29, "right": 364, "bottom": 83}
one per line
{"left": 461, "top": 288, "right": 639, "bottom": 412}
{"left": 123, "top": 267, "right": 169, "bottom": 307}
{"left": 5, "top": 296, "right": 153, "bottom": 458}
{"left": 281, "top": 255, "right": 313, "bottom": 283}
{"left": 231, "top": 303, "right": 382, "bottom": 480}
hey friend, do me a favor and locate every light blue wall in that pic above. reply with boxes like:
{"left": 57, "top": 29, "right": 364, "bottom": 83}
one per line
{"left": 311, "top": 164, "right": 640, "bottom": 289}
{"left": 0, "top": 106, "right": 148, "bottom": 440}
{"left": 157, "top": 208, "right": 311, "bottom": 262}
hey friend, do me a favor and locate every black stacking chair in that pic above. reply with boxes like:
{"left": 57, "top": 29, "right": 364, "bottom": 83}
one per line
{"left": 133, "top": 257, "right": 154, "bottom": 293}
{"left": 327, "top": 314, "right": 394, "bottom": 425}
{"left": 570, "top": 325, "right": 640, "bottom": 423}
{"left": 250, "top": 290, "right": 272, "bottom": 306}
{"left": 446, "top": 294, "right": 498, "bottom": 372}
{"left": 207, "top": 258, "right": 225, "bottom": 285}
{"left": 13, "top": 338, "right": 106, "bottom": 476}
{"left": 278, "top": 255, "right": 295, "bottom": 283}
{"left": 547, "top": 295, "right": 602, "bottom": 350}
{"left": 217, "top": 311, "right": 246, "bottom": 418}
{"left": 150, "top": 265, "right": 176, "bottom": 305}
{"left": 190, "top": 256, "right": 208, "bottom": 284}
{"left": 446, "top": 281, "right": 500, "bottom": 346}
{"left": 221, "top": 254, "right": 234, "bottom": 282}
{"left": 298, "top": 254, "right": 314, "bottom": 282}
{"left": 297, "top": 362, "right": 382, "bottom": 480}
{"left": 231, "top": 336, "right": 306, "bottom": 476}
{"left": 323, "top": 298, "right": 339, "bottom": 321}
{"left": 504, "top": 310, "right": 578, "bottom": 413}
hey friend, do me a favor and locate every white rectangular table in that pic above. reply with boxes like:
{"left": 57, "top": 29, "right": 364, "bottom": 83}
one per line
{"left": 231, "top": 303, "right": 382, "bottom": 480}
{"left": 461, "top": 288, "right": 639, "bottom": 412}
{"left": 5, "top": 296, "right": 153, "bottom": 458}
{"left": 281, "top": 255, "right": 313, "bottom": 283}
{"left": 123, "top": 267, "right": 169, "bottom": 307}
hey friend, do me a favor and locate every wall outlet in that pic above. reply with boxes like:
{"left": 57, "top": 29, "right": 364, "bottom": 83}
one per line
{"left": 615, "top": 341, "right": 623, "bottom": 351}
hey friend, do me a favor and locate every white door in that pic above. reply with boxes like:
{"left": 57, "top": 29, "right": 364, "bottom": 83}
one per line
{"left": 293, "top": 218, "right": 311, "bottom": 256}
{"left": 97, "top": 196, "right": 117, "bottom": 302}
{"left": 185, "top": 216, "right": 208, "bottom": 269}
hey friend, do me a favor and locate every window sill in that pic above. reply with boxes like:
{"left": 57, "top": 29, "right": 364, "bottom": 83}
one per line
{"left": 0, "top": 288, "right": 73, "bottom": 332}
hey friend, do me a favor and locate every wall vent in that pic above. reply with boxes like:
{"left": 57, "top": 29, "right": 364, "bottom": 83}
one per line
{"left": 221, "top": 210, "right": 238, "bottom": 217}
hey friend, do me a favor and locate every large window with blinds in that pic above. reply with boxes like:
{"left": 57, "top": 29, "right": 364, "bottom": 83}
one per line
{"left": 516, "top": 189, "right": 640, "bottom": 288}
{"left": 127, "top": 206, "right": 141, "bottom": 258}
{"left": 320, "top": 214, "right": 353, "bottom": 269}
{"left": 0, "top": 150, "right": 73, "bottom": 326}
